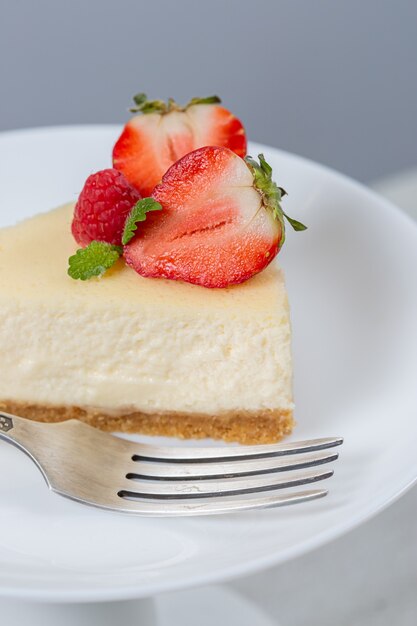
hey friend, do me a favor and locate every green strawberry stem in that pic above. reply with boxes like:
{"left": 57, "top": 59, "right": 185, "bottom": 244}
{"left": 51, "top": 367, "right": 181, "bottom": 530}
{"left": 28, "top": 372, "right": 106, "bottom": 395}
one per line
{"left": 130, "top": 93, "right": 221, "bottom": 114}
{"left": 245, "top": 154, "right": 307, "bottom": 248}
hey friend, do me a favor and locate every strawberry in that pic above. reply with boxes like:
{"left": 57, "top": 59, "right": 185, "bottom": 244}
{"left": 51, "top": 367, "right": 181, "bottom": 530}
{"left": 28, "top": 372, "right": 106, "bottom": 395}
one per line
{"left": 123, "top": 147, "right": 306, "bottom": 288}
{"left": 71, "top": 168, "right": 141, "bottom": 247}
{"left": 112, "top": 94, "right": 247, "bottom": 197}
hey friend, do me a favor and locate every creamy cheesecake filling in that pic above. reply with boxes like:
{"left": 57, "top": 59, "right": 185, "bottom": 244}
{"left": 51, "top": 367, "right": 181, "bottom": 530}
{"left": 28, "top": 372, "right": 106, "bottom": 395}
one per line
{"left": 0, "top": 306, "right": 292, "bottom": 414}
{"left": 0, "top": 205, "right": 293, "bottom": 418}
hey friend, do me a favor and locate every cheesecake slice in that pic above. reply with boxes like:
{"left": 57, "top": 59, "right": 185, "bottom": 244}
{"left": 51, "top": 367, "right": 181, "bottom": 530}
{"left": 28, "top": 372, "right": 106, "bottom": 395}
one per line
{"left": 0, "top": 204, "right": 294, "bottom": 444}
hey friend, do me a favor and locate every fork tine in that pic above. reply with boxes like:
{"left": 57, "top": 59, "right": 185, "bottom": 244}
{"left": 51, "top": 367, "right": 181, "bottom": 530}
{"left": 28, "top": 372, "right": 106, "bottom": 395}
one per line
{"left": 129, "top": 450, "right": 339, "bottom": 480}
{"left": 1, "top": 412, "right": 341, "bottom": 517}
{"left": 121, "top": 468, "right": 333, "bottom": 499}
{"left": 106, "top": 488, "right": 329, "bottom": 516}
{"left": 132, "top": 437, "right": 343, "bottom": 463}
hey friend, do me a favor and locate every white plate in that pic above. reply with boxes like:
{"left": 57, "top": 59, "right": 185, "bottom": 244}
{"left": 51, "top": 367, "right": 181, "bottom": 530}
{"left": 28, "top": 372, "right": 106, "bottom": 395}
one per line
{"left": 0, "top": 126, "right": 416, "bottom": 602}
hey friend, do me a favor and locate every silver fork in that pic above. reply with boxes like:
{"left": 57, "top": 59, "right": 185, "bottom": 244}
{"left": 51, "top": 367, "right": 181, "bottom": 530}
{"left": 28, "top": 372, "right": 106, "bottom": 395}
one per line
{"left": 0, "top": 412, "right": 343, "bottom": 517}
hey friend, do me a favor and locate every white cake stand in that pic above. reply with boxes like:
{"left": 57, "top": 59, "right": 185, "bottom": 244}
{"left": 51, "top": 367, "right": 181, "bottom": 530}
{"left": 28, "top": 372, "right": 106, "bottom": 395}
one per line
{"left": 1, "top": 586, "right": 279, "bottom": 626}
{"left": 0, "top": 128, "right": 416, "bottom": 625}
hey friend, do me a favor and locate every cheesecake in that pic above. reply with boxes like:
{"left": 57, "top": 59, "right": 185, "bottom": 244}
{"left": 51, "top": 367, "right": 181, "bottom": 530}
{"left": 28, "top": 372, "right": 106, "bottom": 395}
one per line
{"left": 0, "top": 204, "right": 294, "bottom": 444}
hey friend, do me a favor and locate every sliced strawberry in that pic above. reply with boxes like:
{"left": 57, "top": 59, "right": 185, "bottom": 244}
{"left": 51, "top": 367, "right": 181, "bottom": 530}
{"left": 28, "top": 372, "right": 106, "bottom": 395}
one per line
{"left": 112, "top": 94, "right": 247, "bottom": 197}
{"left": 123, "top": 146, "right": 306, "bottom": 288}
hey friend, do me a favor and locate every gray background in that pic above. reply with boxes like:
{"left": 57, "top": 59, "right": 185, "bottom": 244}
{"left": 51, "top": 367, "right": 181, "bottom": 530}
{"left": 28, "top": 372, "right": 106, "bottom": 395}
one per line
{"left": 0, "top": 0, "right": 416, "bottom": 183}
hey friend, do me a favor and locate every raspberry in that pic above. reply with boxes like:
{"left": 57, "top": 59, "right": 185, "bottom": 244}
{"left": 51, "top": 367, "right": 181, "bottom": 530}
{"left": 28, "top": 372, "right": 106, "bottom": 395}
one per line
{"left": 71, "top": 169, "right": 141, "bottom": 247}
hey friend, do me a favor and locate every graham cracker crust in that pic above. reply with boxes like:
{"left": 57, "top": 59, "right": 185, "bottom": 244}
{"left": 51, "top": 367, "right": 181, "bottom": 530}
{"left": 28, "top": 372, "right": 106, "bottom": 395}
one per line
{"left": 0, "top": 400, "right": 294, "bottom": 444}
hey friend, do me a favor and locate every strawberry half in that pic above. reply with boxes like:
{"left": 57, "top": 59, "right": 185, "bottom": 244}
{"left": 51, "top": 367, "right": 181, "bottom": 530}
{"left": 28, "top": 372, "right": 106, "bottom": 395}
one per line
{"left": 123, "top": 146, "right": 306, "bottom": 288}
{"left": 112, "top": 94, "right": 247, "bottom": 197}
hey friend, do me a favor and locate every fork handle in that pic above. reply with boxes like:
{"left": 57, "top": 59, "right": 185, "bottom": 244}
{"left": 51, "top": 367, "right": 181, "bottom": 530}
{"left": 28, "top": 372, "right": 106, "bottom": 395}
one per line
{"left": 0, "top": 412, "right": 15, "bottom": 434}
{"left": 0, "top": 411, "right": 56, "bottom": 460}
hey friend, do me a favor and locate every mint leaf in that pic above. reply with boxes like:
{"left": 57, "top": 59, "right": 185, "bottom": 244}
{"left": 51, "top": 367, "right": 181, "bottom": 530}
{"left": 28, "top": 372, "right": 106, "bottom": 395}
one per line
{"left": 68, "top": 241, "right": 122, "bottom": 281}
{"left": 122, "top": 198, "right": 162, "bottom": 245}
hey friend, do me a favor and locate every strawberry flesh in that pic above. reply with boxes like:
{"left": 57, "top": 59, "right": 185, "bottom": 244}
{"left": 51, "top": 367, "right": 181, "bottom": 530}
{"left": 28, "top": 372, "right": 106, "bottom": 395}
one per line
{"left": 113, "top": 103, "right": 247, "bottom": 197}
{"left": 123, "top": 146, "right": 281, "bottom": 288}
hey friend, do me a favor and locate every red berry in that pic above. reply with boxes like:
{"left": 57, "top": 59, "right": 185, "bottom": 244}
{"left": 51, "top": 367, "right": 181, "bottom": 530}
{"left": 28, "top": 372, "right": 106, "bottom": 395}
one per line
{"left": 112, "top": 95, "right": 247, "bottom": 197}
{"left": 71, "top": 169, "right": 141, "bottom": 246}
{"left": 124, "top": 147, "right": 285, "bottom": 288}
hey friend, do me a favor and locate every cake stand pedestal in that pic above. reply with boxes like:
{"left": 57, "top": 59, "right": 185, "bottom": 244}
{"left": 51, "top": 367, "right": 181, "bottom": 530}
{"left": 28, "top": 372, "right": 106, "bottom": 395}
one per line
{"left": 0, "top": 586, "right": 276, "bottom": 626}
